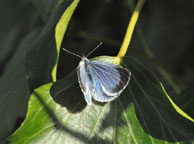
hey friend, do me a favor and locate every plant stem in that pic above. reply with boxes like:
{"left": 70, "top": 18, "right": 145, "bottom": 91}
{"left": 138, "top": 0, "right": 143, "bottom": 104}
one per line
{"left": 116, "top": 0, "right": 145, "bottom": 64}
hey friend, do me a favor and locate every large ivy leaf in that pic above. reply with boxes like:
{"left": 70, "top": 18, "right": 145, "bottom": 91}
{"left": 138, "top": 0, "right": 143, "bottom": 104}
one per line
{"left": 0, "top": 29, "right": 40, "bottom": 143}
{"left": 0, "top": 1, "right": 40, "bottom": 142}
{"left": 0, "top": 0, "right": 77, "bottom": 142}
{"left": 124, "top": 57, "right": 194, "bottom": 142}
{"left": 25, "top": 0, "right": 77, "bottom": 90}
{"left": 8, "top": 56, "right": 194, "bottom": 144}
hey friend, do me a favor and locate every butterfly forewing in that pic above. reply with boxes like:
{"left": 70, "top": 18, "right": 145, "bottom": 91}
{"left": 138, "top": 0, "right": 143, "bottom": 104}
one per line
{"left": 90, "top": 60, "right": 131, "bottom": 96}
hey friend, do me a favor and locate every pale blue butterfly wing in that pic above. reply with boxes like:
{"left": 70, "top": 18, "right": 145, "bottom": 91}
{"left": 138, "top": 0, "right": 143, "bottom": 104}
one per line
{"left": 77, "top": 57, "right": 131, "bottom": 105}
{"left": 91, "top": 60, "right": 131, "bottom": 95}
{"left": 77, "top": 59, "right": 93, "bottom": 105}
{"left": 90, "top": 71, "right": 116, "bottom": 102}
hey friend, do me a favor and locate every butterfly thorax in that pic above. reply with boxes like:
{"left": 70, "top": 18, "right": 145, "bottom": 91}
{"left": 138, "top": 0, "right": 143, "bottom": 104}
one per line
{"left": 79, "top": 56, "right": 90, "bottom": 68}
{"left": 81, "top": 56, "right": 89, "bottom": 62}
{"left": 78, "top": 56, "right": 92, "bottom": 80}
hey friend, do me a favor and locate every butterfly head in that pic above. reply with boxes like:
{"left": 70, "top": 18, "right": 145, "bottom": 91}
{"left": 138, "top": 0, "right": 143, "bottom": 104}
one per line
{"left": 81, "top": 56, "right": 89, "bottom": 61}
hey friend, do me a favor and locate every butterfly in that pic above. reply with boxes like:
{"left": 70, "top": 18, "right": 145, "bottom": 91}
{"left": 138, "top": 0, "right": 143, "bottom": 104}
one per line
{"left": 63, "top": 43, "right": 131, "bottom": 105}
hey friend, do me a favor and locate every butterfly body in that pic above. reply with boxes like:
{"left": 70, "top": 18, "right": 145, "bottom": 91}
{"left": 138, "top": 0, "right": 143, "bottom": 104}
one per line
{"left": 77, "top": 56, "right": 131, "bottom": 105}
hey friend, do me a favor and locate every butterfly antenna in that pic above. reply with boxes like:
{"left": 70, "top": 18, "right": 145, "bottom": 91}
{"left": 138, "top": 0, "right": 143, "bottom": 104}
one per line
{"left": 86, "top": 42, "right": 103, "bottom": 57}
{"left": 81, "top": 44, "right": 84, "bottom": 57}
{"left": 62, "top": 48, "right": 82, "bottom": 59}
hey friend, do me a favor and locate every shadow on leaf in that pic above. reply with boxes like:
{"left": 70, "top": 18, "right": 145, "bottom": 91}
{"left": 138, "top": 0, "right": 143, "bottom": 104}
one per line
{"left": 125, "top": 57, "right": 194, "bottom": 142}
{"left": 50, "top": 70, "right": 87, "bottom": 113}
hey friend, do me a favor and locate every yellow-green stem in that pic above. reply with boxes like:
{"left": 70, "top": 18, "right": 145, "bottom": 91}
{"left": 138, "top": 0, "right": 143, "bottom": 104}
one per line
{"left": 115, "top": 0, "right": 145, "bottom": 64}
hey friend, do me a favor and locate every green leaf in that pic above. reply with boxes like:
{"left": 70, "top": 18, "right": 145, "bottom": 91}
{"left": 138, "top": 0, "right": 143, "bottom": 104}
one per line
{"left": 123, "top": 57, "right": 194, "bottom": 142}
{"left": 26, "top": 0, "right": 77, "bottom": 90}
{"left": 0, "top": 0, "right": 79, "bottom": 142}
{"left": 0, "top": 1, "right": 40, "bottom": 142}
{"left": 173, "top": 88, "right": 194, "bottom": 119}
{"left": 0, "top": 29, "right": 40, "bottom": 142}
{"left": 8, "top": 56, "right": 194, "bottom": 144}
{"left": 52, "top": 0, "right": 80, "bottom": 81}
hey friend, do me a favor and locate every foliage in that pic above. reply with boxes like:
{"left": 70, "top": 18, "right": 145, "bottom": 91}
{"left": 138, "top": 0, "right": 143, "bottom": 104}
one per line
{"left": 0, "top": 0, "right": 194, "bottom": 144}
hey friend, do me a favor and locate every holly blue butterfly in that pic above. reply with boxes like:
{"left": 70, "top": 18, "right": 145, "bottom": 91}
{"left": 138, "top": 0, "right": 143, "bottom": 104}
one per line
{"left": 63, "top": 43, "right": 131, "bottom": 105}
